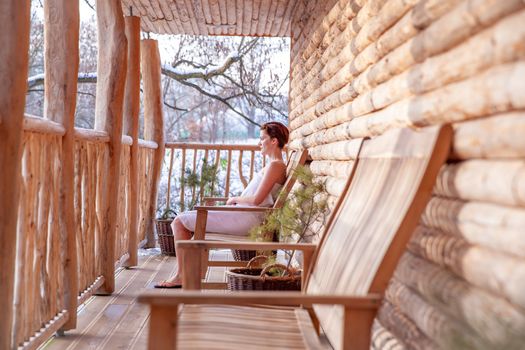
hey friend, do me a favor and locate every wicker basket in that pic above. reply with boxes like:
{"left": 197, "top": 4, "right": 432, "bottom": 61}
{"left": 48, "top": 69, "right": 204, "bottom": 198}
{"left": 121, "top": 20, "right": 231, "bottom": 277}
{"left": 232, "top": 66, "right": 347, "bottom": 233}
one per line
{"left": 226, "top": 256, "right": 301, "bottom": 291}
{"left": 231, "top": 231, "right": 277, "bottom": 262}
{"left": 230, "top": 249, "right": 257, "bottom": 261}
{"left": 155, "top": 219, "right": 176, "bottom": 256}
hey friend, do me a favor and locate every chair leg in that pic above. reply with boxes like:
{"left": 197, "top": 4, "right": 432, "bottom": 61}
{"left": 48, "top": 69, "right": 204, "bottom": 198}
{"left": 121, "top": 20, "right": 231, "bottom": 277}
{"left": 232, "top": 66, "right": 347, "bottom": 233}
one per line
{"left": 182, "top": 247, "right": 202, "bottom": 290}
{"left": 201, "top": 248, "right": 208, "bottom": 280}
{"left": 341, "top": 308, "right": 377, "bottom": 350}
{"left": 148, "top": 306, "right": 178, "bottom": 349}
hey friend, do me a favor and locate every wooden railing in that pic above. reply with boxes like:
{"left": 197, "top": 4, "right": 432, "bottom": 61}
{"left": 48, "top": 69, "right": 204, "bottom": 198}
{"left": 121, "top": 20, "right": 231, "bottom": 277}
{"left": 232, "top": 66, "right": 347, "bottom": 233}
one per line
{"left": 13, "top": 116, "right": 157, "bottom": 349}
{"left": 14, "top": 118, "right": 66, "bottom": 348}
{"left": 162, "top": 142, "right": 265, "bottom": 212}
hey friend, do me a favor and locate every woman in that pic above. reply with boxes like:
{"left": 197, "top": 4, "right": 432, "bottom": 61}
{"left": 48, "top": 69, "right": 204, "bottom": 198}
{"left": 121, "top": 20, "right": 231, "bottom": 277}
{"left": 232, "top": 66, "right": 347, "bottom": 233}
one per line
{"left": 155, "top": 121, "right": 289, "bottom": 288}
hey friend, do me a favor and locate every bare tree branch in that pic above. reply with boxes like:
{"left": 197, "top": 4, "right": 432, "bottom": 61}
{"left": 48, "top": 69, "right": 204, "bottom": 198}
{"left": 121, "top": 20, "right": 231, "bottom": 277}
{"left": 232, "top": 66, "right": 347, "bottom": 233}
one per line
{"left": 175, "top": 78, "right": 260, "bottom": 127}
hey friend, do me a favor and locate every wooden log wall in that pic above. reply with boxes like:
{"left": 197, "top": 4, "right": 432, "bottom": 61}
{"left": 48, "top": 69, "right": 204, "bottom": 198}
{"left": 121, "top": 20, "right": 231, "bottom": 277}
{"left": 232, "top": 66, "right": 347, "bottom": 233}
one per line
{"left": 290, "top": 1, "right": 525, "bottom": 348}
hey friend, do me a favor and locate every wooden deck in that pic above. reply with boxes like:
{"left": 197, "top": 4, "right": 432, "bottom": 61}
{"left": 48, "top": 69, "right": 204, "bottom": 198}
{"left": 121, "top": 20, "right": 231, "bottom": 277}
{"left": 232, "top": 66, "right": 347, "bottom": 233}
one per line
{"left": 42, "top": 249, "right": 231, "bottom": 350}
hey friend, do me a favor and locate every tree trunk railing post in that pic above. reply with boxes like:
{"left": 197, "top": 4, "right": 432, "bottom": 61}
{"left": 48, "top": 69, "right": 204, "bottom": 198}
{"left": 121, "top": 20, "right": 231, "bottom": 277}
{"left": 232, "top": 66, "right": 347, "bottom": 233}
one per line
{"left": 94, "top": 0, "right": 128, "bottom": 294}
{"left": 141, "top": 39, "right": 165, "bottom": 248}
{"left": 123, "top": 15, "right": 141, "bottom": 267}
{"left": 44, "top": 0, "right": 80, "bottom": 331}
{"left": 0, "top": 1, "right": 31, "bottom": 348}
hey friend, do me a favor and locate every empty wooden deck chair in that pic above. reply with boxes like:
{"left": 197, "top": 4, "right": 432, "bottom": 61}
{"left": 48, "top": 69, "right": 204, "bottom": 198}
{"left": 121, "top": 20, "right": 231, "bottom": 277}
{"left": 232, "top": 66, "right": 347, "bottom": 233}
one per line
{"left": 139, "top": 125, "right": 452, "bottom": 350}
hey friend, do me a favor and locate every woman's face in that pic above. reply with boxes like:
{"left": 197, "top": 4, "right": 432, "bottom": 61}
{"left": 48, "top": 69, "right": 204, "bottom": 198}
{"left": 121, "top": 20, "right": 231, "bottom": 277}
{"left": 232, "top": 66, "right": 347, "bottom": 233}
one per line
{"left": 258, "top": 130, "right": 276, "bottom": 156}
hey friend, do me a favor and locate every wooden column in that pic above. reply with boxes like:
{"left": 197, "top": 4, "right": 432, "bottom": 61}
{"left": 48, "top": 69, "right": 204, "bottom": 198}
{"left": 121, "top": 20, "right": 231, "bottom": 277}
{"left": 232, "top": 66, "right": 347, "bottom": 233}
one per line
{"left": 141, "top": 39, "right": 165, "bottom": 248}
{"left": 95, "top": 0, "right": 127, "bottom": 294}
{"left": 0, "top": 1, "right": 30, "bottom": 348}
{"left": 44, "top": 0, "right": 80, "bottom": 330}
{"left": 123, "top": 16, "right": 141, "bottom": 267}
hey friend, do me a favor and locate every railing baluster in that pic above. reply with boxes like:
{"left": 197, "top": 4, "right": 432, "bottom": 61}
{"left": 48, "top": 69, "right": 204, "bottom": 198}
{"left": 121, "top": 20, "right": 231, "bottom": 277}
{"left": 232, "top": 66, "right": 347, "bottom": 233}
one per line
{"left": 250, "top": 150, "right": 255, "bottom": 181}
{"left": 225, "top": 150, "right": 232, "bottom": 197}
{"left": 238, "top": 150, "right": 247, "bottom": 188}
{"left": 211, "top": 149, "right": 220, "bottom": 196}
{"left": 201, "top": 149, "right": 209, "bottom": 200}
{"left": 191, "top": 149, "right": 198, "bottom": 204}
{"left": 180, "top": 149, "right": 186, "bottom": 212}
{"left": 166, "top": 148, "right": 174, "bottom": 210}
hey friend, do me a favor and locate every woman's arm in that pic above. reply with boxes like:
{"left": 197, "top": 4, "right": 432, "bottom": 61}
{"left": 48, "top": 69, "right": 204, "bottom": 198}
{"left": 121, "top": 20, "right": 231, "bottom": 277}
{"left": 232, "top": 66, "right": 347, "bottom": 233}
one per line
{"left": 227, "top": 161, "right": 286, "bottom": 206}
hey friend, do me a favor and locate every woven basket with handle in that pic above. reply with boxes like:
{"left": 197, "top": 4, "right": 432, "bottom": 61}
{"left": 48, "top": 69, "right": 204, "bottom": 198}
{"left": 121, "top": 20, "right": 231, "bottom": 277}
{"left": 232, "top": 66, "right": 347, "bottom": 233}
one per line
{"left": 156, "top": 219, "right": 176, "bottom": 256}
{"left": 226, "top": 255, "right": 301, "bottom": 291}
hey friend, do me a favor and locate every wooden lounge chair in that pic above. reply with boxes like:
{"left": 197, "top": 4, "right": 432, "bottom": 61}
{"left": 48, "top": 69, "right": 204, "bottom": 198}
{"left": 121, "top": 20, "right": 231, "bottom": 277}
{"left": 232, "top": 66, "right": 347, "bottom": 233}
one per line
{"left": 139, "top": 125, "right": 452, "bottom": 350}
{"left": 187, "top": 149, "right": 309, "bottom": 285}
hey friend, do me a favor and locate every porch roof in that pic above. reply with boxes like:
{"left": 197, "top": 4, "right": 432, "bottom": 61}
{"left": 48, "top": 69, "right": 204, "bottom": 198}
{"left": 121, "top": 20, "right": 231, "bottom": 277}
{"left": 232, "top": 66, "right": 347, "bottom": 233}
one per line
{"left": 121, "top": 0, "right": 301, "bottom": 37}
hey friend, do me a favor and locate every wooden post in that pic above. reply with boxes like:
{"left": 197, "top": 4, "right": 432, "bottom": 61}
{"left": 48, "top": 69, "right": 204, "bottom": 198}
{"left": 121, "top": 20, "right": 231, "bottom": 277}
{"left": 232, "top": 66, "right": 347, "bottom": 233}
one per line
{"left": 148, "top": 306, "right": 178, "bottom": 349}
{"left": 0, "top": 1, "right": 30, "bottom": 348}
{"left": 44, "top": 0, "right": 80, "bottom": 330}
{"left": 94, "top": 0, "right": 128, "bottom": 294}
{"left": 141, "top": 39, "right": 165, "bottom": 248}
{"left": 123, "top": 16, "right": 141, "bottom": 267}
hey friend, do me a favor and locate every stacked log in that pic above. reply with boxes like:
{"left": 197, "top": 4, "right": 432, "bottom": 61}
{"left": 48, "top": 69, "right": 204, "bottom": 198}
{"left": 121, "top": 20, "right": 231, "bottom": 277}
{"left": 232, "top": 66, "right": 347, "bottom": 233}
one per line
{"left": 290, "top": 1, "right": 525, "bottom": 348}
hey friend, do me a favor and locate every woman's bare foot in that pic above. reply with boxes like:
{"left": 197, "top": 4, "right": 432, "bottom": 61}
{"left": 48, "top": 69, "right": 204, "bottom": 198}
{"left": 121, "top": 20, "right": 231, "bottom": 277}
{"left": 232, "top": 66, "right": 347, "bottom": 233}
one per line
{"left": 154, "top": 276, "right": 182, "bottom": 288}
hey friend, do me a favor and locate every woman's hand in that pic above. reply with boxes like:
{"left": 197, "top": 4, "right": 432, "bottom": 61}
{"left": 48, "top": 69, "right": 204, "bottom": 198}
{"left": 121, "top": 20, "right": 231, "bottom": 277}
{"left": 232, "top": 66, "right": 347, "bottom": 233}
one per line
{"left": 226, "top": 197, "right": 238, "bottom": 205}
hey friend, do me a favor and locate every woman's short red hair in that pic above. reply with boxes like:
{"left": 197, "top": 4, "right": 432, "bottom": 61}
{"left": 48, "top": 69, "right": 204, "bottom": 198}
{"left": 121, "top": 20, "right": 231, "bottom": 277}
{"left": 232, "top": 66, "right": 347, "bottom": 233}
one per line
{"left": 260, "top": 121, "right": 289, "bottom": 149}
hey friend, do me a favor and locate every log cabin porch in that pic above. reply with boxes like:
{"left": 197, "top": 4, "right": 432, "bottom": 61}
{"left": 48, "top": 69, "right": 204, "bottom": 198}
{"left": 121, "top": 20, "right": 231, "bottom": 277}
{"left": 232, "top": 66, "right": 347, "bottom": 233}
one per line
{"left": 41, "top": 250, "right": 232, "bottom": 350}
{"left": 2, "top": 1, "right": 525, "bottom": 350}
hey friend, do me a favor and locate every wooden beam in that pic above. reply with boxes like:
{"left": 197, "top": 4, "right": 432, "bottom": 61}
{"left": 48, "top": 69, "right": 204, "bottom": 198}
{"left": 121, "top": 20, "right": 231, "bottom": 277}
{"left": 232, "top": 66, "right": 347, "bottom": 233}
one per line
{"left": 94, "top": 0, "right": 128, "bottom": 294}
{"left": 123, "top": 16, "right": 141, "bottom": 267}
{"left": 141, "top": 39, "right": 165, "bottom": 248}
{"left": 0, "top": 1, "right": 30, "bottom": 348}
{"left": 44, "top": 0, "right": 80, "bottom": 331}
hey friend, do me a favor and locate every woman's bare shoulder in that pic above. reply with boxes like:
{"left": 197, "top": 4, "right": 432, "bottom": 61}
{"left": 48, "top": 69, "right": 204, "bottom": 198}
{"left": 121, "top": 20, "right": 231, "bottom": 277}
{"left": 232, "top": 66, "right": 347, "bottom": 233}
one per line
{"left": 267, "top": 160, "right": 286, "bottom": 172}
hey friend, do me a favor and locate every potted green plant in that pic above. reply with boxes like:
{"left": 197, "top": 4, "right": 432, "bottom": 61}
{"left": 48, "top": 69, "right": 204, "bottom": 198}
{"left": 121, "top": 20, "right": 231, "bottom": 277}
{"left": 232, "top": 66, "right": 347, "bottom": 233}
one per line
{"left": 226, "top": 165, "right": 330, "bottom": 290}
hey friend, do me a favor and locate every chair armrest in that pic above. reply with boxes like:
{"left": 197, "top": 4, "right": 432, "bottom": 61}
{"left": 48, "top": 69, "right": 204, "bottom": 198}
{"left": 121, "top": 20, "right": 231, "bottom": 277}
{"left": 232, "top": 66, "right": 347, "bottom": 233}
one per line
{"left": 202, "top": 197, "right": 229, "bottom": 205}
{"left": 202, "top": 197, "right": 229, "bottom": 202}
{"left": 139, "top": 291, "right": 382, "bottom": 309}
{"left": 177, "top": 240, "right": 316, "bottom": 252}
{"left": 194, "top": 205, "right": 276, "bottom": 213}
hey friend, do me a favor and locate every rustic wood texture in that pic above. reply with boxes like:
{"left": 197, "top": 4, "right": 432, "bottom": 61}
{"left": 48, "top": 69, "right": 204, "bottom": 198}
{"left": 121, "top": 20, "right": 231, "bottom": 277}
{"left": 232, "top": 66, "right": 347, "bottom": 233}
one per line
{"left": 307, "top": 126, "right": 451, "bottom": 348}
{"left": 141, "top": 39, "right": 165, "bottom": 248}
{"left": 137, "top": 147, "right": 156, "bottom": 244}
{"left": 289, "top": 1, "right": 525, "bottom": 349}
{"left": 94, "top": 0, "right": 127, "bottom": 294}
{"left": 14, "top": 133, "right": 66, "bottom": 348}
{"left": 116, "top": 145, "right": 132, "bottom": 262}
{"left": 141, "top": 125, "right": 450, "bottom": 350}
{"left": 123, "top": 15, "right": 141, "bottom": 267}
{"left": 74, "top": 140, "right": 107, "bottom": 294}
{"left": 44, "top": 0, "right": 80, "bottom": 331}
{"left": 0, "top": 1, "right": 31, "bottom": 348}
{"left": 120, "top": 0, "right": 302, "bottom": 36}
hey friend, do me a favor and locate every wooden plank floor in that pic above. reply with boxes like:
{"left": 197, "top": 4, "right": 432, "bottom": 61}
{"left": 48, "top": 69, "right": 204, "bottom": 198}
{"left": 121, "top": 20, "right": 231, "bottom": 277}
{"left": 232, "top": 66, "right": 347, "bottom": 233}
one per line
{"left": 41, "top": 249, "right": 232, "bottom": 350}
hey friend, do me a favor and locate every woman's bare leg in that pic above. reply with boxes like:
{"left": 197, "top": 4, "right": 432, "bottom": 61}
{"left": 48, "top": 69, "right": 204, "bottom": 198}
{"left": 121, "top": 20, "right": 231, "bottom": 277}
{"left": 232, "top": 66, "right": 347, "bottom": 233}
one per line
{"left": 158, "top": 217, "right": 192, "bottom": 286}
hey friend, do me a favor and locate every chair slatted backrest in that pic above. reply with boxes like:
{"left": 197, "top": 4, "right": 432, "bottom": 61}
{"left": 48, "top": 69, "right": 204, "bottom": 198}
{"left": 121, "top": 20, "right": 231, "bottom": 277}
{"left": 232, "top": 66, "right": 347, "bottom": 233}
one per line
{"left": 272, "top": 149, "right": 308, "bottom": 209}
{"left": 306, "top": 125, "right": 452, "bottom": 348}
